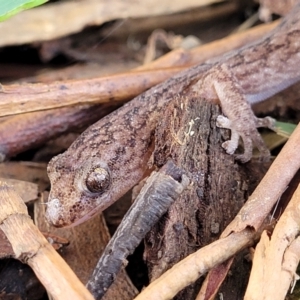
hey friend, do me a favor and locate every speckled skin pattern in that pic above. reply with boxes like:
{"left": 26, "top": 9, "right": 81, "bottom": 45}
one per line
{"left": 46, "top": 3, "right": 300, "bottom": 227}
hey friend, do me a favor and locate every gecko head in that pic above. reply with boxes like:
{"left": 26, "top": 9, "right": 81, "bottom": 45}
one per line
{"left": 46, "top": 153, "right": 116, "bottom": 227}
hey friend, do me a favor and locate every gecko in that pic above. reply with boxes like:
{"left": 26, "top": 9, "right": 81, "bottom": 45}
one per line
{"left": 46, "top": 2, "right": 300, "bottom": 227}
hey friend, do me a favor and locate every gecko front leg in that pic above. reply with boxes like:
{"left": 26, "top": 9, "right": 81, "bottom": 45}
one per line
{"left": 193, "top": 64, "right": 276, "bottom": 163}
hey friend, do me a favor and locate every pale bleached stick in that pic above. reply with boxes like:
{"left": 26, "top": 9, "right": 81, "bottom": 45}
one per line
{"left": 245, "top": 183, "right": 300, "bottom": 300}
{"left": 134, "top": 229, "right": 259, "bottom": 300}
{"left": 0, "top": 183, "right": 93, "bottom": 300}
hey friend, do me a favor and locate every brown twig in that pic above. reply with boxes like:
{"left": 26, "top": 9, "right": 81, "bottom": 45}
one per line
{"left": 0, "top": 69, "right": 182, "bottom": 117}
{"left": 138, "top": 20, "right": 279, "bottom": 70}
{"left": 0, "top": 20, "right": 278, "bottom": 117}
{"left": 0, "top": 103, "right": 118, "bottom": 160}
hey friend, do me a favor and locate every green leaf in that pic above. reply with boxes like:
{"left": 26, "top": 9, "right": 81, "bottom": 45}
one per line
{"left": 274, "top": 121, "right": 296, "bottom": 138}
{"left": 0, "top": 0, "right": 48, "bottom": 22}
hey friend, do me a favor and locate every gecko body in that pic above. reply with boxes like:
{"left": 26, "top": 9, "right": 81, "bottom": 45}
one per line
{"left": 46, "top": 3, "right": 300, "bottom": 227}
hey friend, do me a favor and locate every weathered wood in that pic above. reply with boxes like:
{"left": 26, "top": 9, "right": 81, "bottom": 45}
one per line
{"left": 144, "top": 89, "right": 268, "bottom": 299}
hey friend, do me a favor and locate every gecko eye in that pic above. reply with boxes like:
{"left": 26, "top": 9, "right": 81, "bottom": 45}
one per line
{"left": 85, "top": 167, "right": 110, "bottom": 194}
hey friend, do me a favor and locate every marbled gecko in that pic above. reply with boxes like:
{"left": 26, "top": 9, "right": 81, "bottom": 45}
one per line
{"left": 46, "top": 2, "right": 300, "bottom": 227}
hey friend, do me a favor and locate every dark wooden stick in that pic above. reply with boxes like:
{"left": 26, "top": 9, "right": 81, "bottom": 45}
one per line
{"left": 0, "top": 103, "right": 118, "bottom": 160}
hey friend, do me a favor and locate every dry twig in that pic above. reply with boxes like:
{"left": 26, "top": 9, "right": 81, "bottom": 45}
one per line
{"left": 0, "top": 20, "right": 278, "bottom": 117}
{"left": 223, "top": 123, "right": 300, "bottom": 235}
{"left": 134, "top": 229, "right": 260, "bottom": 300}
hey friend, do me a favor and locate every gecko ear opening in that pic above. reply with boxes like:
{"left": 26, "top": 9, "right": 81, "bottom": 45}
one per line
{"left": 85, "top": 166, "right": 111, "bottom": 194}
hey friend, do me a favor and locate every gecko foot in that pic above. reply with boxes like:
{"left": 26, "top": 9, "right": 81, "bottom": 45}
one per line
{"left": 217, "top": 115, "right": 239, "bottom": 155}
{"left": 217, "top": 115, "right": 274, "bottom": 163}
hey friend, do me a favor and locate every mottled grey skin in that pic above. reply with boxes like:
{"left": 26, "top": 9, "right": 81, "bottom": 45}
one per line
{"left": 47, "top": 3, "right": 300, "bottom": 227}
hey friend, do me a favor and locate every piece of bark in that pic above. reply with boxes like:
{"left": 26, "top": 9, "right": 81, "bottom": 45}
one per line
{"left": 0, "top": 178, "right": 38, "bottom": 203}
{"left": 134, "top": 105, "right": 300, "bottom": 299}
{"left": 143, "top": 91, "right": 269, "bottom": 299}
{"left": 0, "top": 103, "right": 119, "bottom": 160}
{"left": 0, "top": 161, "right": 48, "bottom": 191}
{"left": 86, "top": 160, "right": 189, "bottom": 299}
{"left": 35, "top": 192, "right": 138, "bottom": 300}
{"left": 0, "top": 184, "right": 93, "bottom": 299}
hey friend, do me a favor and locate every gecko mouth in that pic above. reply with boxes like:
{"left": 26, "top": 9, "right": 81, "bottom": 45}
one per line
{"left": 45, "top": 196, "right": 108, "bottom": 228}
{"left": 66, "top": 207, "right": 100, "bottom": 228}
